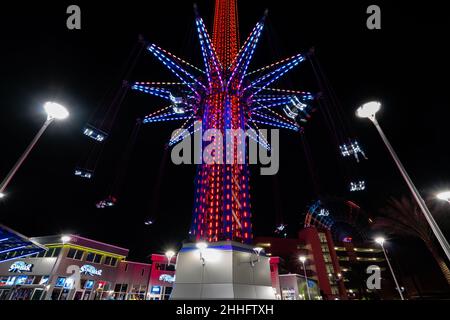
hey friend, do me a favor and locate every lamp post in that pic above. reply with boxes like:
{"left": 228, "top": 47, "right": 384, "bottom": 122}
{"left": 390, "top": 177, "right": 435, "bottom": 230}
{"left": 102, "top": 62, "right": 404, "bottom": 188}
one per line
{"left": 61, "top": 235, "right": 72, "bottom": 244}
{"left": 357, "top": 101, "right": 450, "bottom": 263}
{"left": 0, "top": 102, "right": 69, "bottom": 198}
{"left": 299, "top": 256, "right": 311, "bottom": 300}
{"left": 196, "top": 242, "right": 208, "bottom": 299}
{"left": 165, "top": 250, "right": 175, "bottom": 266}
{"left": 45, "top": 234, "right": 73, "bottom": 300}
{"left": 375, "top": 237, "right": 404, "bottom": 300}
{"left": 251, "top": 247, "right": 263, "bottom": 266}
{"left": 196, "top": 242, "right": 207, "bottom": 265}
{"left": 437, "top": 191, "right": 450, "bottom": 204}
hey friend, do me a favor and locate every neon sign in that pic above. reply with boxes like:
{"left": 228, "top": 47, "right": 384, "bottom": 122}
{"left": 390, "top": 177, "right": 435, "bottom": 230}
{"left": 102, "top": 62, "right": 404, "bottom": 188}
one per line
{"left": 80, "top": 265, "right": 102, "bottom": 276}
{"left": 9, "top": 261, "right": 33, "bottom": 273}
{"left": 159, "top": 274, "right": 175, "bottom": 283}
{"left": 151, "top": 286, "right": 161, "bottom": 293}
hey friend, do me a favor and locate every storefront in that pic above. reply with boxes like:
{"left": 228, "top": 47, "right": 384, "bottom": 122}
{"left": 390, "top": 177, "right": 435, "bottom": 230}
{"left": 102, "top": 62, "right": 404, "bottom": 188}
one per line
{"left": 0, "top": 235, "right": 151, "bottom": 300}
{"left": 148, "top": 254, "right": 175, "bottom": 300}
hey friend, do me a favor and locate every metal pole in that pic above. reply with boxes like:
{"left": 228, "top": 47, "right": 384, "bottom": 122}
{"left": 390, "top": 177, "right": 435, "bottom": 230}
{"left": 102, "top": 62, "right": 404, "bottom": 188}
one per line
{"left": 302, "top": 261, "right": 311, "bottom": 300}
{"left": 381, "top": 243, "right": 404, "bottom": 300}
{"left": 0, "top": 117, "right": 54, "bottom": 194}
{"left": 370, "top": 116, "right": 450, "bottom": 262}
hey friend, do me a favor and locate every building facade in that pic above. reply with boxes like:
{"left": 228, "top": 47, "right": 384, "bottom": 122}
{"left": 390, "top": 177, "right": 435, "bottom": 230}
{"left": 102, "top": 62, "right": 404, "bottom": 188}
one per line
{"left": 333, "top": 241, "right": 388, "bottom": 299}
{"left": 0, "top": 235, "right": 152, "bottom": 300}
{"left": 148, "top": 254, "right": 175, "bottom": 300}
{"left": 255, "top": 226, "right": 347, "bottom": 300}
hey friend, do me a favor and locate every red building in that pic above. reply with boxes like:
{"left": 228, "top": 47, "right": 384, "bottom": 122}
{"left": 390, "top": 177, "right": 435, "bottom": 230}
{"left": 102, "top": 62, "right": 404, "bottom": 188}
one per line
{"left": 255, "top": 226, "right": 347, "bottom": 300}
{"left": 148, "top": 254, "right": 176, "bottom": 300}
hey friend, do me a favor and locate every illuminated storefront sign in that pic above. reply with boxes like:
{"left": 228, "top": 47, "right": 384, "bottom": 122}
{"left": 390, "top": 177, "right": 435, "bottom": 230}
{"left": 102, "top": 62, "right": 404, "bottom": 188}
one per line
{"left": 8, "top": 261, "right": 33, "bottom": 273}
{"left": 151, "top": 286, "right": 161, "bottom": 294}
{"left": 159, "top": 274, "right": 175, "bottom": 283}
{"left": 80, "top": 265, "right": 102, "bottom": 276}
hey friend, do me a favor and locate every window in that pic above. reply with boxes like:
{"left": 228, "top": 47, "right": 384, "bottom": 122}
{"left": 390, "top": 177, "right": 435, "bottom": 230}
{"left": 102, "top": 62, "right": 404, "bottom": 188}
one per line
{"left": 86, "top": 253, "right": 102, "bottom": 264}
{"left": 67, "top": 248, "right": 77, "bottom": 259}
{"left": 85, "top": 280, "right": 94, "bottom": 289}
{"left": 155, "top": 263, "right": 166, "bottom": 271}
{"left": 94, "top": 254, "right": 102, "bottom": 264}
{"left": 55, "top": 277, "right": 66, "bottom": 287}
{"left": 67, "top": 248, "right": 83, "bottom": 260}
{"left": 318, "top": 233, "right": 327, "bottom": 243}
{"left": 103, "top": 256, "right": 118, "bottom": 266}
{"left": 53, "top": 247, "right": 61, "bottom": 257}
{"left": 75, "top": 250, "right": 83, "bottom": 260}
{"left": 325, "top": 264, "right": 335, "bottom": 274}
{"left": 331, "top": 286, "right": 339, "bottom": 295}
{"left": 86, "top": 252, "right": 95, "bottom": 262}
{"left": 44, "top": 248, "right": 55, "bottom": 257}
{"left": 38, "top": 276, "right": 49, "bottom": 285}
{"left": 37, "top": 250, "right": 46, "bottom": 258}
{"left": 114, "top": 283, "right": 128, "bottom": 293}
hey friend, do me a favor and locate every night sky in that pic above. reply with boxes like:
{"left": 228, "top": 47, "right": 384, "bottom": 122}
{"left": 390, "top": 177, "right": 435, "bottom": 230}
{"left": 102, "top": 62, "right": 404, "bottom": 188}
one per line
{"left": 1, "top": 0, "right": 449, "bottom": 292}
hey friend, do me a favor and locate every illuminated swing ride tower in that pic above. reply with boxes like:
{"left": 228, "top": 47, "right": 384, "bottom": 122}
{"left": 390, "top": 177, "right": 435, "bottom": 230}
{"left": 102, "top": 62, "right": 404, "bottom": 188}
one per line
{"left": 131, "top": 0, "right": 314, "bottom": 246}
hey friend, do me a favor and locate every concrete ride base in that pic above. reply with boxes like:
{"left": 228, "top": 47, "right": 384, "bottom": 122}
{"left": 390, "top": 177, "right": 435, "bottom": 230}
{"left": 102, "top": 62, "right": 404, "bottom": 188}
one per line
{"left": 170, "top": 241, "right": 275, "bottom": 300}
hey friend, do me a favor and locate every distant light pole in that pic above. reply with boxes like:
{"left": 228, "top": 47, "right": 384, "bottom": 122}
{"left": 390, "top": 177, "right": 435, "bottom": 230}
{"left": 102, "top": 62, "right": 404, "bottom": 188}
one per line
{"left": 299, "top": 255, "right": 311, "bottom": 300}
{"left": 375, "top": 237, "right": 404, "bottom": 300}
{"left": 0, "top": 102, "right": 69, "bottom": 198}
{"left": 357, "top": 101, "right": 450, "bottom": 263}
{"left": 437, "top": 191, "right": 450, "bottom": 204}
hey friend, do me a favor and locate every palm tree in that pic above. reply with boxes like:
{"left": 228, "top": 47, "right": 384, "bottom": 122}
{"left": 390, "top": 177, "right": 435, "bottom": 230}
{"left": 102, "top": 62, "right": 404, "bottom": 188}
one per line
{"left": 374, "top": 195, "right": 450, "bottom": 286}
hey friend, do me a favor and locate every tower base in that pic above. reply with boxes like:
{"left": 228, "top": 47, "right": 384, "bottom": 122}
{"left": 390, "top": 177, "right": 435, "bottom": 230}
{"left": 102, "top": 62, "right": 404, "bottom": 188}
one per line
{"left": 170, "top": 241, "right": 276, "bottom": 300}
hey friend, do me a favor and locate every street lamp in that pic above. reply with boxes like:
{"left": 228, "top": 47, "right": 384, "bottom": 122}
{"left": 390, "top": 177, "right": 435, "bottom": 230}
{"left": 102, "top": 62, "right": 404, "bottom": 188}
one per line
{"left": 299, "top": 255, "right": 311, "bottom": 300}
{"left": 375, "top": 237, "right": 404, "bottom": 300}
{"left": 357, "top": 101, "right": 450, "bottom": 263}
{"left": 196, "top": 242, "right": 207, "bottom": 265}
{"left": 251, "top": 247, "right": 263, "bottom": 266}
{"left": 437, "top": 191, "right": 450, "bottom": 204}
{"left": 165, "top": 250, "right": 175, "bottom": 266}
{"left": 61, "top": 235, "right": 71, "bottom": 244}
{"left": 0, "top": 102, "right": 69, "bottom": 197}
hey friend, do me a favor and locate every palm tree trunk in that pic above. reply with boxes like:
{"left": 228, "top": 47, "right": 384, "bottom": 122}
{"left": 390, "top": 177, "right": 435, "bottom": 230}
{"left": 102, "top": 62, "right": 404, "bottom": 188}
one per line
{"left": 425, "top": 241, "right": 450, "bottom": 286}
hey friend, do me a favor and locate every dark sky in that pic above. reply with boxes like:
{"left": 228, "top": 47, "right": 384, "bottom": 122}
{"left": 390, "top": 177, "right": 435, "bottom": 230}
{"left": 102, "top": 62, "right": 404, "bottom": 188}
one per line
{"left": 1, "top": 0, "right": 450, "bottom": 289}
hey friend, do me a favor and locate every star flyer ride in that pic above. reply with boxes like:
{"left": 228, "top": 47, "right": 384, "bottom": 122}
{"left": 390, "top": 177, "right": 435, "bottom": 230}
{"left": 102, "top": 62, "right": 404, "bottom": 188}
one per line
{"left": 131, "top": 1, "right": 314, "bottom": 245}
{"left": 130, "top": 0, "right": 316, "bottom": 299}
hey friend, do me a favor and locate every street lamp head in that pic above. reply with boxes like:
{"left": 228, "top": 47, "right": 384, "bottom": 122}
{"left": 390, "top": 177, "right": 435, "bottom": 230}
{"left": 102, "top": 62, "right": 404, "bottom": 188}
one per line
{"left": 44, "top": 102, "right": 69, "bottom": 120}
{"left": 299, "top": 255, "right": 307, "bottom": 263}
{"left": 437, "top": 191, "right": 450, "bottom": 202}
{"left": 196, "top": 242, "right": 208, "bottom": 251}
{"left": 0, "top": 192, "right": 5, "bottom": 199}
{"left": 375, "top": 237, "right": 385, "bottom": 246}
{"left": 61, "top": 235, "right": 71, "bottom": 243}
{"left": 165, "top": 250, "right": 175, "bottom": 260}
{"left": 253, "top": 247, "right": 263, "bottom": 256}
{"left": 356, "top": 101, "right": 381, "bottom": 119}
